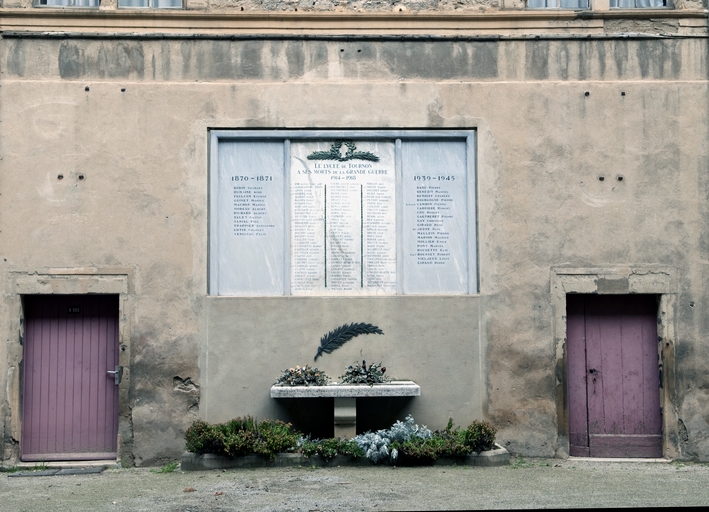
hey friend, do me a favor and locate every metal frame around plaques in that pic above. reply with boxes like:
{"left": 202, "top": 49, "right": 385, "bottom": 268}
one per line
{"left": 208, "top": 130, "right": 478, "bottom": 296}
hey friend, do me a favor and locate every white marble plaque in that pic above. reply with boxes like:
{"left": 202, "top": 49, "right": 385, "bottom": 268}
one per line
{"left": 214, "top": 141, "right": 285, "bottom": 295}
{"left": 402, "top": 141, "right": 468, "bottom": 294}
{"left": 290, "top": 141, "right": 396, "bottom": 295}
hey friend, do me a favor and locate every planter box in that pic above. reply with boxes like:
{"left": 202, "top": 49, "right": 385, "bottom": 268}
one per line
{"left": 180, "top": 444, "right": 509, "bottom": 471}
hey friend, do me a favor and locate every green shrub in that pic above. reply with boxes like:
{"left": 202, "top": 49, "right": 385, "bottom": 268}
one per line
{"left": 185, "top": 420, "right": 226, "bottom": 455}
{"left": 185, "top": 416, "right": 300, "bottom": 459}
{"left": 463, "top": 420, "right": 497, "bottom": 453}
{"left": 252, "top": 420, "right": 300, "bottom": 459}
{"left": 185, "top": 416, "right": 497, "bottom": 463}
{"left": 390, "top": 436, "right": 445, "bottom": 465}
{"left": 221, "top": 417, "right": 257, "bottom": 456}
{"left": 375, "top": 417, "right": 498, "bottom": 464}
{"left": 301, "top": 438, "right": 364, "bottom": 461}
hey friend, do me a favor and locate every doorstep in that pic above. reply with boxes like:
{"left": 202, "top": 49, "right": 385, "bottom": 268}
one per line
{"left": 568, "top": 457, "right": 670, "bottom": 463}
{"left": 15, "top": 460, "right": 119, "bottom": 469}
{"left": 7, "top": 466, "right": 107, "bottom": 478}
{"left": 4, "top": 459, "right": 118, "bottom": 477}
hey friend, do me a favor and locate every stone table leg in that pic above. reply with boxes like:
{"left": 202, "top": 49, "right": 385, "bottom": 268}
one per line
{"left": 334, "top": 397, "right": 357, "bottom": 439}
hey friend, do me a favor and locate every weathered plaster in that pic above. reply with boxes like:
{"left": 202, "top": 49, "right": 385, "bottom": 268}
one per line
{"left": 0, "top": 30, "right": 707, "bottom": 463}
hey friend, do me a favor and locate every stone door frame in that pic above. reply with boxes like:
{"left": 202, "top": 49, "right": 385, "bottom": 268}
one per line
{"left": 3, "top": 268, "right": 134, "bottom": 466}
{"left": 552, "top": 267, "right": 679, "bottom": 459}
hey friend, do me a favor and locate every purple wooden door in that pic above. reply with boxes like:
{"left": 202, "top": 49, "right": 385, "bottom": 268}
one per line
{"left": 567, "top": 294, "right": 662, "bottom": 458}
{"left": 21, "top": 295, "right": 119, "bottom": 461}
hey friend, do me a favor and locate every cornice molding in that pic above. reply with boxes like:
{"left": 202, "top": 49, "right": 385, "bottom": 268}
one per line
{"left": 0, "top": 8, "right": 707, "bottom": 36}
{"left": 0, "top": 8, "right": 706, "bottom": 35}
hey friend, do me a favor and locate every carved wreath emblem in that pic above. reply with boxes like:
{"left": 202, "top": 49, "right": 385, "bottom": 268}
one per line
{"left": 307, "top": 140, "right": 380, "bottom": 162}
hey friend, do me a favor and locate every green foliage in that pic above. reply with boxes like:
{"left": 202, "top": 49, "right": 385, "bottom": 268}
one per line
{"left": 510, "top": 455, "right": 534, "bottom": 469}
{"left": 354, "top": 415, "right": 433, "bottom": 464}
{"left": 151, "top": 461, "right": 179, "bottom": 474}
{"left": 300, "top": 438, "right": 364, "bottom": 461}
{"left": 275, "top": 365, "right": 331, "bottom": 387}
{"left": 185, "top": 415, "right": 496, "bottom": 465}
{"left": 362, "top": 417, "right": 498, "bottom": 465}
{"left": 185, "top": 420, "right": 220, "bottom": 454}
{"left": 252, "top": 420, "right": 300, "bottom": 459}
{"left": 0, "top": 462, "right": 47, "bottom": 473}
{"left": 390, "top": 437, "right": 445, "bottom": 465}
{"left": 671, "top": 460, "right": 687, "bottom": 470}
{"left": 185, "top": 416, "right": 299, "bottom": 460}
{"left": 339, "top": 360, "right": 390, "bottom": 385}
{"left": 463, "top": 420, "right": 497, "bottom": 453}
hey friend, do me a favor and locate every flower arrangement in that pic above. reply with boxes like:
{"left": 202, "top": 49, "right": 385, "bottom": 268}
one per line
{"left": 339, "top": 360, "right": 390, "bottom": 385}
{"left": 274, "top": 365, "right": 331, "bottom": 387}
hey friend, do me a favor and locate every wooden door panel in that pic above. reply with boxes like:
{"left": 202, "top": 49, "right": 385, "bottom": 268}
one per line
{"left": 566, "top": 295, "right": 590, "bottom": 457}
{"left": 567, "top": 294, "right": 662, "bottom": 458}
{"left": 22, "top": 295, "right": 119, "bottom": 461}
{"left": 589, "top": 434, "right": 663, "bottom": 458}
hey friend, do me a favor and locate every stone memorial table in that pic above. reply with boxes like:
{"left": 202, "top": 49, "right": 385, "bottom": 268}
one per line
{"left": 270, "top": 381, "right": 421, "bottom": 438}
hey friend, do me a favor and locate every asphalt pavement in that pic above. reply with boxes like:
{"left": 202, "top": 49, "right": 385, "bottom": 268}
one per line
{"left": 1, "top": 457, "right": 708, "bottom": 511}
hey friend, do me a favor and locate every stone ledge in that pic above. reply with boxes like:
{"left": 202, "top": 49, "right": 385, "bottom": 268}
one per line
{"left": 181, "top": 444, "right": 510, "bottom": 471}
{"left": 270, "top": 381, "right": 421, "bottom": 398}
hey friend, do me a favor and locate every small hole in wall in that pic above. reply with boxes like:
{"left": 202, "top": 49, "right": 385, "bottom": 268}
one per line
{"left": 121, "top": 88, "right": 126, "bottom": 92}
{"left": 617, "top": 175, "right": 624, "bottom": 182}
{"left": 58, "top": 174, "right": 64, "bottom": 180}
{"left": 690, "top": 301, "right": 695, "bottom": 308}
{"left": 78, "top": 174, "right": 85, "bottom": 180}
{"left": 85, "top": 86, "right": 90, "bottom": 92}
{"left": 584, "top": 91, "right": 590, "bottom": 97}
{"left": 598, "top": 176, "right": 605, "bottom": 181}
{"left": 241, "top": 6, "right": 244, "bottom": 10}
{"left": 621, "top": 91, "right": 626, "bottom": 96}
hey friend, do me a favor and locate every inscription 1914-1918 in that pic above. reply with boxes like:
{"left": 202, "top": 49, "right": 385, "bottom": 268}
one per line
{"left": 290, "top": 141, "right": 397, "bottom": 296}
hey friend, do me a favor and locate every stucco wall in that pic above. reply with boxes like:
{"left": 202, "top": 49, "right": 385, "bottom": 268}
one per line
{"left": 1, "top": 32, "right": 708, "bottom": 464}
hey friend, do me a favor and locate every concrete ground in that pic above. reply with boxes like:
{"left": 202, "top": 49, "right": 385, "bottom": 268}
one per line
{"left": 1, "top": 457, "right": 708, "bottom": 511}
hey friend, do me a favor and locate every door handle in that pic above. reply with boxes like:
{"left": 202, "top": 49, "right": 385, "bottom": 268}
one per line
{"left": 107, "top": 366, "right": 123, "bottom": 386}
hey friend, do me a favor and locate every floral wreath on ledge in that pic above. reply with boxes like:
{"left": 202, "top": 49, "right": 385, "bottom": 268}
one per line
{"left": 307, "top": 140, "right": 380, "bottom": 162}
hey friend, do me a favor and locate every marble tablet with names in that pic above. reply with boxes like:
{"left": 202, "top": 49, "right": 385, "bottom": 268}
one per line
{"left": 290, "top": 141, "right": 396, "bottom": 296}
{"left": 214, "top": 141, "right": 286, "bottom": 295}
{"left": 402, "top": 140, "right": 468, "bottom": 295}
